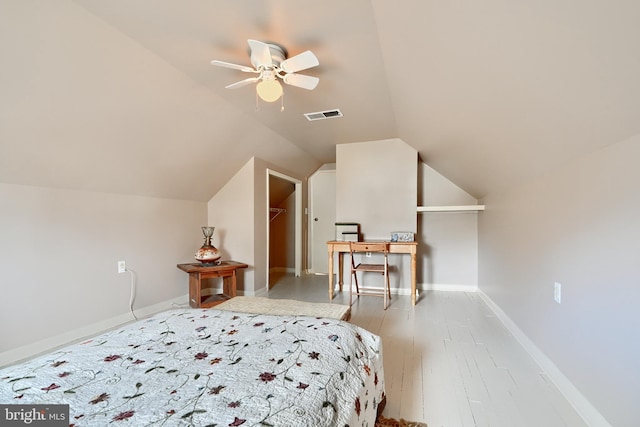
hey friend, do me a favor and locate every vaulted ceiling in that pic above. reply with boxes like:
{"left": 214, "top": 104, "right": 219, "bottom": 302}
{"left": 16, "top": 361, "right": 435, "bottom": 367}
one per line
{"left": 2, "top": 1, "right": 640, "bottom": 201}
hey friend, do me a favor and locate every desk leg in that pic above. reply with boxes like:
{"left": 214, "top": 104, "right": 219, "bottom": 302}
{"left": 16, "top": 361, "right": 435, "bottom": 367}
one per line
{"left": 189, "top": 273, "right": 201, "bottom": 308}
{"left": 338, "top": 252, "right": 344, "bottom": 292}
{"left": 328, "top": 247, "right": 334, "bottom": 300}
{"left": 411, "top": 252, "right": 417, "bottom": 305}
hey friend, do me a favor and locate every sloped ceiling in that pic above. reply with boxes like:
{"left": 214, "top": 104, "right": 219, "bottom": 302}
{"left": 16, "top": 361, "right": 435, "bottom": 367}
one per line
{"left": 2, "top": 1, "right": 640, "bottom": 201}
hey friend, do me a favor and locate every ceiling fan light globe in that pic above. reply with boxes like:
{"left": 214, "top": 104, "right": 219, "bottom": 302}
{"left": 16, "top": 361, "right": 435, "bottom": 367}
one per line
{"left": 256, "top": 79, "right": 283, "bottom": 102}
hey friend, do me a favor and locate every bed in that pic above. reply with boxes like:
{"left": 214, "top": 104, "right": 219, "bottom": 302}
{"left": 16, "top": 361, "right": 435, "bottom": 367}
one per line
{"left": 0, "top": 307, "right": 385, "bottom": 426}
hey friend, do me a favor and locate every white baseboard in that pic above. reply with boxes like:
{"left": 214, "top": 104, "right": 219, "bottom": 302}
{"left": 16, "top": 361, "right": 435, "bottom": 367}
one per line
{"left": 252, "top": 287, "right": 268, "bottom": 297}
{"left": 477, "top": 290, "right": 611, "bottom": 427}
{"left": 419, "top": 283, "right": 478, "bottom": 293}
{"left": 237, "top": 286, "right": 268, "bottom": 297}
{"left": 331, "top": 282, "right": 478, "bottom": 296}
{"left": 0, "top": 294, "right": 189, "bottom": 368}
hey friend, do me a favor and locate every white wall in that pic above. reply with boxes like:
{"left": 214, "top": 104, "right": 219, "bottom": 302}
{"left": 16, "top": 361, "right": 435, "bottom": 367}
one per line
{"left": 418, "top": 162, "right": 478, "bottom": 289}
{"left": 478, "top": 133, "right": 640, "bottom": 427}
{"left": 0, "top": 183, "right": 205, "bottom": 363}
{"left": 336, "top": 139, "right": 417, "bottom": 290}
{"left": 335, "top": 139, "right": 478, "bottom": 293}
{"left": 337, "top": 139, "right": 417, "bottom": 239}
{"left": 207, "top": 157, "right": 306, "bottom": 295}
{"left": 207, "top": 158, "right": 256, "bottom": 293}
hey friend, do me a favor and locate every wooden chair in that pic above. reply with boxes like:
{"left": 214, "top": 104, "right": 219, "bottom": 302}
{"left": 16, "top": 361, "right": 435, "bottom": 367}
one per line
{"left": 349, "top": 241, "right": 391, "bottom": 309}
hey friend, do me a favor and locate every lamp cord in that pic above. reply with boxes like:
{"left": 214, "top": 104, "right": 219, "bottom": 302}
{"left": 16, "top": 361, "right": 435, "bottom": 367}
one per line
{"left": 126, "top": 268, "right": 138, "bottom": 320}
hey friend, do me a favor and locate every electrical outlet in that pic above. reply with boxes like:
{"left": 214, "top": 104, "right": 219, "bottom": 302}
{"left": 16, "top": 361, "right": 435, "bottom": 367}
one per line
{"left": 118, "top": 260, "right": 126, "bottom": 274}
{"left": 554, "top": 282, "right": 562, "bottom": 304}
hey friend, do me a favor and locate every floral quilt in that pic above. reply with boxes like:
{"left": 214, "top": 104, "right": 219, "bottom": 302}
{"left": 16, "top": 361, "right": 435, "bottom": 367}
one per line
{"left": 0, "top": 308, "right": 385, "bottom": 426}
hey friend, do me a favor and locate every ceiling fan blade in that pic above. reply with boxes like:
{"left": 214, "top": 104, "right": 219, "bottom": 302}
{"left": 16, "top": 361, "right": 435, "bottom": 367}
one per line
{"left": 225, "top": 77, "right": 260, "bottom": 89}
{"left": 210, "top": 60, "right": 256, "bottom": 73}
{"left": 248, "top": 39, "right": 273, "bottom": 67}
{"left": 280, "top": 50, "right": 319, "bottom": 73}
{"left": 283, "top": 73, "right": 319, "bottom": 90}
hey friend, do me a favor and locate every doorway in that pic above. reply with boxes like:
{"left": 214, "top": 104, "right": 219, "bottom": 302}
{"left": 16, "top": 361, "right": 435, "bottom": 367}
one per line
{"left": 308, "top": 166, "right": 336, "bottom": 274}
{"left": 266, "top": 169, "right": 302, "bottom": 289}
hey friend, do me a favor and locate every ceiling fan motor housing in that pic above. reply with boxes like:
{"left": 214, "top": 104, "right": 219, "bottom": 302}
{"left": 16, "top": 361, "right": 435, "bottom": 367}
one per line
{"left": 251, "top": 42, "right": 287, "bottom": 68}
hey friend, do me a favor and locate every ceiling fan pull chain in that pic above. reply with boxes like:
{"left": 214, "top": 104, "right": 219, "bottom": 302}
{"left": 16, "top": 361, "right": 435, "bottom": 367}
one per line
{"left": 255, "top": 90, "right": 260, "bottom": 111}
{"left": 280, "top": 93, "right": 285, "bottom": 112}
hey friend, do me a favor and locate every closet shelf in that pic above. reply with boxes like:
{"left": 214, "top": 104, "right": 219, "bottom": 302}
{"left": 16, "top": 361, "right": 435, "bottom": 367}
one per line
{"left": 417, "top": 205, "right": 485, "bottom": 212}
{"left": 269, "top": 207, "right": 286, "bottom": 221}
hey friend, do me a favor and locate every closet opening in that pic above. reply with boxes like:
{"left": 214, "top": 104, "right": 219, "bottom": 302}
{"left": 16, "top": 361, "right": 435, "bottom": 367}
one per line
{"left": 266, "top": 169, "right": 302, "bottom": 289}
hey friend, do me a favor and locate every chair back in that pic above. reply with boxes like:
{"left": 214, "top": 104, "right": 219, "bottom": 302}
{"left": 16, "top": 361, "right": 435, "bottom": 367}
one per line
{"left": 348, "top": 241, "right": 391, "bottom": 309}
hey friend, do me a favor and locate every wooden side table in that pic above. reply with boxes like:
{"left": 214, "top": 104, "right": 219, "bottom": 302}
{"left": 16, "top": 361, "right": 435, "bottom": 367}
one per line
{"left": 177, "top": 261, "right": 248, "bottom": 308}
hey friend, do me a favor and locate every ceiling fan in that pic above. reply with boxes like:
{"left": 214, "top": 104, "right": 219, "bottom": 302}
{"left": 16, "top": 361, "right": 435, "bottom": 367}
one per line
{"left": 211, "top": 39, "right": 319, "bottom": 104}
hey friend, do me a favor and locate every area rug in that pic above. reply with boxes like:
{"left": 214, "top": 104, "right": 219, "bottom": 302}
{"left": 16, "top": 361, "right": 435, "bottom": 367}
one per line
{"left": 215, "top": 296, "right": 351, "bottom": 321}
{"left": 376, "top": 415, "right": 428, "bottom": 427}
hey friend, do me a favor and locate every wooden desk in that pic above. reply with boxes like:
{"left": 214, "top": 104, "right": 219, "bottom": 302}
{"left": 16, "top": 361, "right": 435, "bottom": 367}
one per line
{"left": 177, "top": 261, "right": 248, "bottom": 308}
{"left": 327, "top": 241, "right": 418, "bottom": 305}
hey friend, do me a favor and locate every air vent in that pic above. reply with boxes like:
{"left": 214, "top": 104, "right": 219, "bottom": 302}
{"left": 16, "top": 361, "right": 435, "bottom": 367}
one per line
{"left": 304, "top": 109, "right": 343, "bottom": 121}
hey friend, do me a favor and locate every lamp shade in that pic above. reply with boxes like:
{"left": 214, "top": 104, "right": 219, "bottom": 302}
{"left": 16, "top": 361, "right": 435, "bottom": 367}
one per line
{"left": 256, "top": 79, "right": 283, "bottom": 102}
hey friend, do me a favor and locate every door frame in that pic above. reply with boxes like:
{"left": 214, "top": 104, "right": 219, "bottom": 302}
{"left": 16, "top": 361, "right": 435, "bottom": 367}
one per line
{"left": 266, "top": 169, "right": 302, "bottom": 282}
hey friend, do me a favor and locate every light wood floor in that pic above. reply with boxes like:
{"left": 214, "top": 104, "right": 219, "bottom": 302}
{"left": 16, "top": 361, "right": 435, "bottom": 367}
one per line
{"left": 266, "top": 272, "right": 587, "bottom": 427}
